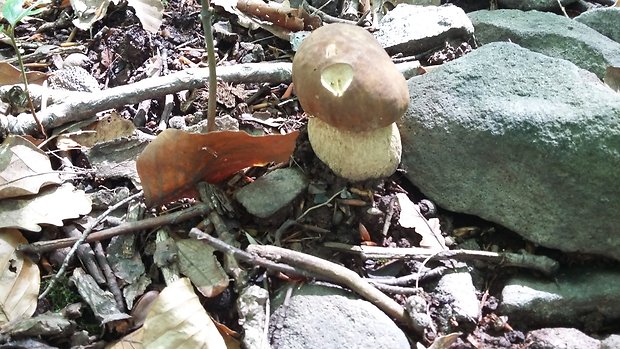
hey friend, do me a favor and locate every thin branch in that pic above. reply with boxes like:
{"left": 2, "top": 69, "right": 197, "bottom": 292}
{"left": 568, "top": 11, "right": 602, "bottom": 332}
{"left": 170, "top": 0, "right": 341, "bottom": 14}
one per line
{"left": 19, "top": 203, "right": 211, "bottom": 254}
{"left": 324, "top": 242, "right": 560, "bottom": 275}
{"left": 200, "top": 0, "right": 218, "bottom": 132}
{"left": 246, "top": 244, "right": 411, "bottom": 327}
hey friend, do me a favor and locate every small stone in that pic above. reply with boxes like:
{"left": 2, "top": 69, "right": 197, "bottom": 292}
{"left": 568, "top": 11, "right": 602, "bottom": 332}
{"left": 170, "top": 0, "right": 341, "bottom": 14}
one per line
{"left": 235, "top": 168, "right": 308, "bottom": 218}
{"left": 269, "top": 283, "right": 409, "bottom": 349}
{"left": 48, "top": 66, "right": 100, "bottom": 92}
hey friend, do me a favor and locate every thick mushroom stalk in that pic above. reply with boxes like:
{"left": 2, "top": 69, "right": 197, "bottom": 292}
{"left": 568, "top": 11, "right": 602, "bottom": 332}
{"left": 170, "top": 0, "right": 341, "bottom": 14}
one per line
{"left": 293, "top": 23, "right": 409, "bottom": 181}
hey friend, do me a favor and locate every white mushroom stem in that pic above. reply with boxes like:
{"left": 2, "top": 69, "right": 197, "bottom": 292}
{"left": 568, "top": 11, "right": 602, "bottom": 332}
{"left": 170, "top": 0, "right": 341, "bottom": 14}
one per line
{"left": 307, "top": 117, "right": 402, "bottom": 181}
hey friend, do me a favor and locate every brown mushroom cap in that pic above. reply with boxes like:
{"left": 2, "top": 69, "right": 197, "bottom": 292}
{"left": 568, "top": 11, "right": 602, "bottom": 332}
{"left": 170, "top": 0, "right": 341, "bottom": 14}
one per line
{"left": 292, "top": 23, "right": 409, "bottom": 132}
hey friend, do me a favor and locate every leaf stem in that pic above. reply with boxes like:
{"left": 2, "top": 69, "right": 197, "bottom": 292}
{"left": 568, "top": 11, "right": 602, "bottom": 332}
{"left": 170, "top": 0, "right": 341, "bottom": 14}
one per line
{"left": 8, "top": 25, "right": 46, "bottom": 137}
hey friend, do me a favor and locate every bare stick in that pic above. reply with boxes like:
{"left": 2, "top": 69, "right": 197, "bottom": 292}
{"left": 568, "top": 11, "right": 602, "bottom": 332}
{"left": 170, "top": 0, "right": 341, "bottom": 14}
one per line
{"left": 200, "top": 0, "right": 219, "bottom": 132}
{"left": 189, "top": 228, "right": 322, "bottom": 280}
{"left": 19, "top": 203, "right": 211, "bottom": 254}
{"left": 246, "top": 244, "right": 410, "bottom": 326}
{"left": 324, "top": 242, "right": 560, "bottom": 275}
{"left": 2, "top": 63, "right": 293, "bottom": 135}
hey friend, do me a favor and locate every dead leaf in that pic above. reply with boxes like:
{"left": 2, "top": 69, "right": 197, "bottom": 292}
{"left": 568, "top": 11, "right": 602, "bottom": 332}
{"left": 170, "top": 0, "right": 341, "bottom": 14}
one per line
{"left": 237, "top": 0, "right": 304, "bottom": 31}
{"left": 176, "top": 239, "right": 229, "bottom": 298}
{"left": 0, "top": 228, "right": 40, "bottom": 326}
{"left": 604, "top": 66, "right": 620, "bottom": 92}
{"left": 0, "top": 135, "right": 62, "bottom": 200}
{"left": 0, "top": 183, "right": 92, "bottom": 232}
{"left": 56, "top": 111, "right": 136, "bottom": 149}
{"left": 136, "top": 129, "right": 299, "bottom": 207}
{"left": 427, "top": 332, "right": 462, "bottom": 349}
{"left": 70, "top": 0, "right": 109, "bottom": 30}
{"left": 142, "top": 278, "right": 227, "bottom": 349}
{"left": 396, "top": 193, "right": 446, "bottom": 252}
{"left": 0, "top": 62, "right": 47, "bottom": 85}
{"left": 126, "top": 0, "right": 163, "bottom": 34}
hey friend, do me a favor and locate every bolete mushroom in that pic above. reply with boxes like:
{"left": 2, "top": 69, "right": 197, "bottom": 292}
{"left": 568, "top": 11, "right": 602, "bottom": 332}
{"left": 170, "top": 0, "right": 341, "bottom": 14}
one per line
{"left": 292, "top": 23, "right": 409, "bottom": 181}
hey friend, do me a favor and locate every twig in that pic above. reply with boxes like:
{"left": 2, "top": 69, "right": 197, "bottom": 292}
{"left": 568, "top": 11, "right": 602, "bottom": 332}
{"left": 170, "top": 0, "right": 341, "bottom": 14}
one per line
{"left": 246, "top": 244, "right": 411, "bottom": 326}
{"left": 19, "top": 203, "right": 211, "bottom": 254}
{"left": 367, "top": 282, "right": 420, "bottom": 295}
{"left": 93, "top": 241, "right": 125, "bottom": 312}
{"left": 381, "top": 196, "right": 397, "bottom": 237}
{"left": 62, "top": 224, "right": 106, "bottom": 284}
{"left": 1, "top": 62, "right": 418, "bottom": 135}
{"left": 2, "top": 63, "right": 293, "bottom": 135}
{"left": 189, "top": 228, "right": 322, "bottom": 280}
{"left": 302, "top": 1, "right": 359, "bottom": 25}
{"left": 324, "top": 242, "right": 560, "bottom": 275}
{"left": 556, "top": 0, "right": 569, "bottom": 17}
{"left": 39, "top": 191, "right": 143, "bottom": 299}
{"left": 368, "top": 265, "right": 452, "bottom": 286}
{"left": 200, "top": 0, "right": 218, "bottom": 132}
{"left": 296, "top": 187, "right": 346, "bottom": 221}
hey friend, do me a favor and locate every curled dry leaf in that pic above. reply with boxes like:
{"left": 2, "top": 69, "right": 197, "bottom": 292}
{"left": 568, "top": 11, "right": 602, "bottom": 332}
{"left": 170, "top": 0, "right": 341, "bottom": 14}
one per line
{"left": 237, "top": 0, "right": 304, "bottom": 31}
{"left": 136, "top": 129, "right": 299, "bottom": 207}
{"left": 0, "top": 183, "right": 92, "bottom": 232}
{"left": 396, "top": 193, "right": 446, "bottom": 252}
{"left": 0, "top": 135, "right": 62, "bottom": 200}
{"left": 0, "top": 228, "right": 40, "bottom": 325}
{"left": 142, "top": 278, "right": 226, "bottom": 349}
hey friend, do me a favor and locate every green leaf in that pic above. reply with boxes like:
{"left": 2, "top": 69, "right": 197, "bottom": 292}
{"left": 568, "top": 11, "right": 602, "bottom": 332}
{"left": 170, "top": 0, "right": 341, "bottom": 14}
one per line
{"left": 2, "top": 0, "right": 27, "bottom": 26}
{"left": 2, "top": 0, "right": 50, "bottom": 26}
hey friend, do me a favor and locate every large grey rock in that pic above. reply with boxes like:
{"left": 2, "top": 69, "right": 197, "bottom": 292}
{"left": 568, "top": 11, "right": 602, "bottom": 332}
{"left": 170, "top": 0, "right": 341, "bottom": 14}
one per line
{"left": 269, "top": 283, "right": 409, "bottom": 349}
{"left": 469, "top": 9, "right": 620, "bottom": 78}
{"left": 601, "top": 334, "right": 620, "bottom": 349}
{"left": 400, "top": 42, "right": 620, "bottom": 260}
{"left": 499, "top": 268, "right": 620, "bottom": 330}
{"left": 373, "top": 4, "right": 474, "bottom": 56}
{"left": 575, "top": 7, "right": 620, "bottom": 44}
{"left": 525, "top": 328, "right": 600, "bottom": 349}
{"left": 498, "top": 0, "right": 576, "bottom": 11}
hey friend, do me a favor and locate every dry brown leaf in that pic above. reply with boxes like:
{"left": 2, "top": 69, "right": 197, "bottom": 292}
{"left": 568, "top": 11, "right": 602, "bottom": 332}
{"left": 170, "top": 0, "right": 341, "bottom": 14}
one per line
{"left": 0, "top": 228, "right": 40, "bottom": 326}
{"left": 57, "top": 111, "right": 136, "bottom": 149}
{"left": 136, "top": 129, "right": 299, "bottom": 207}
{"left": 396, "top": 193, "right": 446, "bottom": 252}
{"left": 427, "top": 332, "right": 462, "bottom": 349}
{"left": 0, "top": 183, "right": 92, "bottom": 232}
{"left": 176, "top": 239, "right": 229, "bottom": 298}
{"left": 237, "top": 0, "right": 304, "bottom": 31}
{"left": 0, "top": 62, "right": 47, "bottom": 85}
{"left": 142, "top": 278, "right": 226, "bottom": 349}
{"left": 0, "top": 135, "right": 62, "bottom": 200}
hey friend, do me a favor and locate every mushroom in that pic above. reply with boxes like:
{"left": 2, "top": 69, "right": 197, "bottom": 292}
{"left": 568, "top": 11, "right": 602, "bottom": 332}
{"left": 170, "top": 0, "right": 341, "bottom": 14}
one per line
{"left": 292, "top": 23, "right": 409, "bottom": 181}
